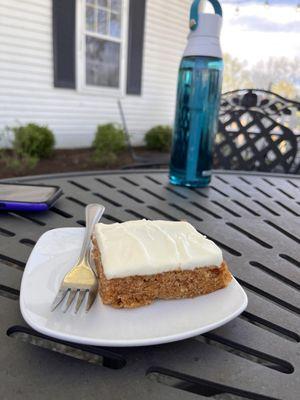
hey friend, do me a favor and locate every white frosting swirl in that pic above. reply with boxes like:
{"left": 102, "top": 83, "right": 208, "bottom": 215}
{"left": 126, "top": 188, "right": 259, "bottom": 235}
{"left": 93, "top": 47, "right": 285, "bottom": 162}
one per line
{"left": 94, "top": 220, "right": 223, "bottom": 279}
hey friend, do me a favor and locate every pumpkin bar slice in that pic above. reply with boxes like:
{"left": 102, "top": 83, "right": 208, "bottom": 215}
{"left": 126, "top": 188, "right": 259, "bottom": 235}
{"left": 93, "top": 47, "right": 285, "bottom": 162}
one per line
{"left": 92, "top": 220, "right": 232, "bottom": 308}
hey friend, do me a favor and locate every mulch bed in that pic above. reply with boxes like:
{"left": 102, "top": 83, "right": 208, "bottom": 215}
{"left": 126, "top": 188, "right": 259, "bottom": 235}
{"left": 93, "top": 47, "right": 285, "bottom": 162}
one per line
{"left": 0, "top": 147, "right": 169, "bottom": 179}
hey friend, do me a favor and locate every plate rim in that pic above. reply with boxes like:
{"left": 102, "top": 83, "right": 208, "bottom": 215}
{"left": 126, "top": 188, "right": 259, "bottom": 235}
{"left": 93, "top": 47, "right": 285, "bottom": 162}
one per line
{"left": 20, "top": 227, "right": 248, "bottom": 347}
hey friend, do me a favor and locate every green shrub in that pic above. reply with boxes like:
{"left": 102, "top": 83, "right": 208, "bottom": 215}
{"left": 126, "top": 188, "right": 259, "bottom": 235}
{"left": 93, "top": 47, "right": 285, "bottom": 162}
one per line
{"left": 4, "top": 154, "right": 38, "bottom": 172}
{"left": 93, "top": 123, "right": 126, "bottom": 166}
{"left": 13, "top": 123, "right": 55, "bottom": 159}
{"left": 145, "top": 125, "right": 172, "bottom": 152}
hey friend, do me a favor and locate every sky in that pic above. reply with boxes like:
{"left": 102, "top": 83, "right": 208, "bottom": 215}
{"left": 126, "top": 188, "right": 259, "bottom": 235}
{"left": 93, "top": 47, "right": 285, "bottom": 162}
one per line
{"left": 218, "top": 0, "right": 300, "bottom": 64}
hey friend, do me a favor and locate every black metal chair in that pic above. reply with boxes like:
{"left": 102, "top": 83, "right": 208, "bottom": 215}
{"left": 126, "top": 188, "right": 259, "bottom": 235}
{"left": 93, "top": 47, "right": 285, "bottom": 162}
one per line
{"left": 214, "top": 89, "right": 300, "bottom": 173}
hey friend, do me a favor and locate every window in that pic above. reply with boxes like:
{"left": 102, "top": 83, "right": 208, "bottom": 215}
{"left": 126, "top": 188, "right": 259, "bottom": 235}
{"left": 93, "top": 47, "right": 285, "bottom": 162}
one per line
{"left": 84, "top": 0, "right": 123, "bottom": 88}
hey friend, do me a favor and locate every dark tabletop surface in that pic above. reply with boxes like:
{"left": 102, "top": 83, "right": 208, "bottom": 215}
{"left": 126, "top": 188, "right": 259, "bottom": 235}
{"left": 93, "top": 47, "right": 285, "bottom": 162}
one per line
{"left": 0, "top": 170, "right": 299, "bottom": 400}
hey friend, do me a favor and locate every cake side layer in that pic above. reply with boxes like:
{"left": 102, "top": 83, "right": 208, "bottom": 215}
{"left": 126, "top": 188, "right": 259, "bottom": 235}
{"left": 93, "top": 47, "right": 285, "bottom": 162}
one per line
{"left": 94, "top": 220, "right": 223, "bottom": 279}
{"left": 92, "top": 239, "right": 232, "bottom": 309}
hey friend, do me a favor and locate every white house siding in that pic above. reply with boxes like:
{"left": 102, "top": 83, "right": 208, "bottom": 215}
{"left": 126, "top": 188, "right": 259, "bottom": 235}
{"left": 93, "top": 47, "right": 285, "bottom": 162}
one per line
{"left": 0, "top": 0, "right": 191, "bottom": 147}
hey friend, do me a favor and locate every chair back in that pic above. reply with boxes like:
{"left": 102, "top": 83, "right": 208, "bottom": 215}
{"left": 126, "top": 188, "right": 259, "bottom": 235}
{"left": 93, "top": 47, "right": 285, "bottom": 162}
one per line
{"left": 214, "top": 89, "right": 300, "bottom": 173}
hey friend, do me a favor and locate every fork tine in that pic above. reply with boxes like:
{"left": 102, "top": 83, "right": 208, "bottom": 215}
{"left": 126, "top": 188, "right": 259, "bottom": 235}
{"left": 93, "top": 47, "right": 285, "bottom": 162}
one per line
{"left": 75, "top": 290, "right": 88, "bottom": 313}
{"left": 51, "top": 288, "right": 68, "bottom": 312}
{"left": 63, "top": 289, "right": 78, "bottom": 313}
{"left": 85, "top": 289, "right": 97, "bottom": 312}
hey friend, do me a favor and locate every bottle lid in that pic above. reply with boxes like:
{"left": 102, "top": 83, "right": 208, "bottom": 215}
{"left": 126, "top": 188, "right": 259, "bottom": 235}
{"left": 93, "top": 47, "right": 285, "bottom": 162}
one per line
{"left": 183, "top": 0, "right": 223, "bottom": 59}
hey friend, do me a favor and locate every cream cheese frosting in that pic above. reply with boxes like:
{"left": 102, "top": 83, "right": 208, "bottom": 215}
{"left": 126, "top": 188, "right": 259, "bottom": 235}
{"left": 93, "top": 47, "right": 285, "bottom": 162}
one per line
{"left": 94, "top": 220, "right": 223, "bottom": 279}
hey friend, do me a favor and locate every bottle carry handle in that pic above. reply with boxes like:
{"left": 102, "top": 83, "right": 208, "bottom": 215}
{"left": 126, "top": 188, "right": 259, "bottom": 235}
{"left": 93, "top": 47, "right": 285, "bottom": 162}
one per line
{"left": 190, "top": 0, "right": 222, "bottom": 31}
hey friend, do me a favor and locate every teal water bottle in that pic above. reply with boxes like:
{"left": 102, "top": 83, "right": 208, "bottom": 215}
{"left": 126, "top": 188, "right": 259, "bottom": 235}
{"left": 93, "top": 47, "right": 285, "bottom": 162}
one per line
{"left": 169, "top": 0, "right": 223, "bottom": 187}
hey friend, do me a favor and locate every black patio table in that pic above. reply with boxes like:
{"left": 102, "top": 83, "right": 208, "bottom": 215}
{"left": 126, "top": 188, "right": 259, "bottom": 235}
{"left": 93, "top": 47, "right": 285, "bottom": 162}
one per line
{"left": 0, "top": 170, "right": 299, "bottom": 400}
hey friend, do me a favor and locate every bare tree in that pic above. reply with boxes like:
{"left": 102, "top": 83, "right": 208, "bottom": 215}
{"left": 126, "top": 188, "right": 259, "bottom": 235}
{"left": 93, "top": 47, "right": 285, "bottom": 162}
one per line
{"left": 222, "top": 53, "right": 253, "bottom": 93}
{"left": 249, "top": 57, "right": 300, "bottom": 98}
{"left": 222, "top": 54, "right": 299, "bottom": 99}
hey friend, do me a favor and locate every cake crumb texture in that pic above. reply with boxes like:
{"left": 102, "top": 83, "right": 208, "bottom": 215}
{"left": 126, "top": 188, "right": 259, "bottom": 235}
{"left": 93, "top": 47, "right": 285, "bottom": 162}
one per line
{"left": 92, "top": 240, "right": 232, "bottom": 309}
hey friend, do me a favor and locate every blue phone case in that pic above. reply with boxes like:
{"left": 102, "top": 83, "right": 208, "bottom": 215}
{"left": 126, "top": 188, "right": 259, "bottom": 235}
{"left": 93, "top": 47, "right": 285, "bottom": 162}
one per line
{"left": 0, "top": 202, "right": 50, "bottom": 212}
{"left": 0, "top": 184, "right": 62, "bottom": 212}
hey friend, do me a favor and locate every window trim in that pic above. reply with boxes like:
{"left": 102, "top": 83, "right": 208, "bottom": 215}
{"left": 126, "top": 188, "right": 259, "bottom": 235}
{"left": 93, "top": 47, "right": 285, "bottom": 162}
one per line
{"left": 76, "top": 0, "right": 129, "bottom": 96}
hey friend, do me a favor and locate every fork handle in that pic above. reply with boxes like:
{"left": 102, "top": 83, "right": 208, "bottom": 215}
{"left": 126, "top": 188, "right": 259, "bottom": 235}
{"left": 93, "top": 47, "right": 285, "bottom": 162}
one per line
{"left": 78, "top": 204, "right": 105, "bottom": 264}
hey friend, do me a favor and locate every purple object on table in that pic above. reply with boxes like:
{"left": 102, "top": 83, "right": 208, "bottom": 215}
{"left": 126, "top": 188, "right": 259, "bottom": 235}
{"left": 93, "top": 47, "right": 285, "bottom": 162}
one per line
{"left": 0, "top": 202, "right": 50, "bottom": 212}
{"left": 0, "top": 182, "right": 62, "bottom": 212}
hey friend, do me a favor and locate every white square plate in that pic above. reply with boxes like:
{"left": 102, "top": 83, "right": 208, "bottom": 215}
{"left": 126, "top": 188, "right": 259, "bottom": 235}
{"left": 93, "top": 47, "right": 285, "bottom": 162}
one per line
{"left": 20, "top": 228, "right": 248, "bottom": 347}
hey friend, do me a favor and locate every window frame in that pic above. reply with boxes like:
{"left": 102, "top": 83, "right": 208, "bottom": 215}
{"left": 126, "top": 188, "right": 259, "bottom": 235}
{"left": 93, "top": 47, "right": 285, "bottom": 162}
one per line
{"left": 76, "top": 0, "right": 129, "bottom": 96}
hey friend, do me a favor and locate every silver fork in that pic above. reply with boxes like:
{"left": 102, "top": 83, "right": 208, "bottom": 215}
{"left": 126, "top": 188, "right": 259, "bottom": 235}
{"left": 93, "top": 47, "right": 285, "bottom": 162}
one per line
{"left": 51, "top": 203, "right": 105, "bottom": 313}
